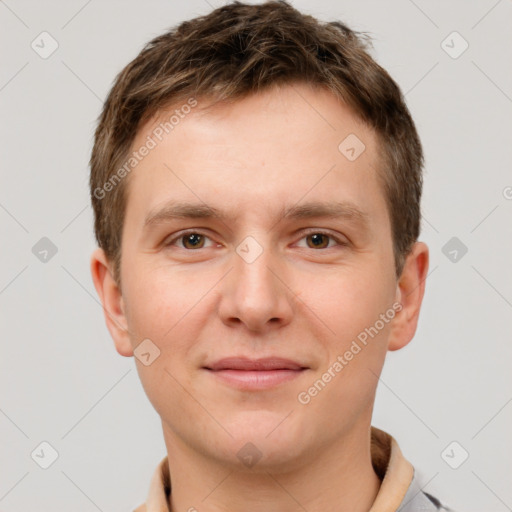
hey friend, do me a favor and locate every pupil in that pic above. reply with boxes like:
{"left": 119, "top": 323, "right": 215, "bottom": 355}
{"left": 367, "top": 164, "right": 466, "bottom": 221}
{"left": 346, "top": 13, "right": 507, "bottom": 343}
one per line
{"left": 310, "top": 233, "right": 327, "bottom": 247}
{"left": 185, "top": 234, "right": 202, "bottom": 247}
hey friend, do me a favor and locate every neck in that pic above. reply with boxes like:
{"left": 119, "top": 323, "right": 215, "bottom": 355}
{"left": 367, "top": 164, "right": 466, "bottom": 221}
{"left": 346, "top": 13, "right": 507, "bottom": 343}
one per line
{"left": 162, "top": 422, "right": 381, "bottom": 512}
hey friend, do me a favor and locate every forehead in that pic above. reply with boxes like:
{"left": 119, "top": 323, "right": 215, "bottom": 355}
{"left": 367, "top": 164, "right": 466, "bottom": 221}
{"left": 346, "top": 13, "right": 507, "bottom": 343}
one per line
{"left": 124, "top": 83, "right": 387, "bottom": 231}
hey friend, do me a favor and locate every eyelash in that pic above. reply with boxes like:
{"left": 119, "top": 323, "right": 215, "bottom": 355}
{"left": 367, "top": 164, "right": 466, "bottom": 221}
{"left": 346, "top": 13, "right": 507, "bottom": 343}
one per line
{"left": 164, "top": 229, "right": 348, "bottom": 250}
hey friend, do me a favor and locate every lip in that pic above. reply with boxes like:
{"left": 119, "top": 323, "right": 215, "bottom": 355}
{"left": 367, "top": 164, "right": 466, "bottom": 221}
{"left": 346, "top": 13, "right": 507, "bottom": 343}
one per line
{"left": 206, "top": 357, "right": 305, "bottom": 371}
{"left": 203, "top": 357, "right": 308, "bottom": 390}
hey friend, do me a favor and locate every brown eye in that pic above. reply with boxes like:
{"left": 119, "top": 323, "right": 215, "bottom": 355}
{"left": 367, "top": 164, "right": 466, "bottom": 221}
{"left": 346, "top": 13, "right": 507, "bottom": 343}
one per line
{"left": 181, "top": 233, "right": 205, "bottom": 249}
{"left": 305, "top": 233, "right": 331, "bottom": 249}
{"left": 164, "top": 230, "right": 217, "bottom": 251}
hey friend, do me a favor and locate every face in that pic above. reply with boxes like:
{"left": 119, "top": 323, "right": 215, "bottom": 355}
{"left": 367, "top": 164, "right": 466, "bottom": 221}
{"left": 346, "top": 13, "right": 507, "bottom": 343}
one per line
{"left": 92, "top": 82, "right": 428, "bottom": 472}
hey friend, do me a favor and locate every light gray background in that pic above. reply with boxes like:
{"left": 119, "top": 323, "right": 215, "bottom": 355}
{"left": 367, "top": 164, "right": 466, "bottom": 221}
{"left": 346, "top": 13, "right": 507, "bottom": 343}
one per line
{"left": 1, "top": 1, "right": 511, "bottom": 511}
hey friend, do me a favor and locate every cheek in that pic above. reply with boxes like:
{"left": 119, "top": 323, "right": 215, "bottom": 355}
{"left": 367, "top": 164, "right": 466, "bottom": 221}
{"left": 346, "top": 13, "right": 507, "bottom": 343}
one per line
{"left": 299, "top": 263, "right": 395, "bottom": 409}
{"left": 304, "top": 264, "right": 393, "bottom": 341}
{"left": 124, "top": 261, "right": 197, "bottom": 329}
{"left": 123, "top": 273, "right": 207, "bottom": 415}
{"left": 299, "top": 272, "right": 392, "bottom": 420}
{"left": 123, "top": 266, "right": 218, "bottom": 373}
{"left": 124, "top": 281, "right": 170, "bottom": 340}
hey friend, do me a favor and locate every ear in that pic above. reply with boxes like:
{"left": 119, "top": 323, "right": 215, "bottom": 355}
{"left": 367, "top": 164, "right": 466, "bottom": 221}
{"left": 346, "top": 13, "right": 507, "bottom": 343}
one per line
{"left": 387, "top": 241, "right": 429, "bottom": 352}
{"left": 90, "top": 247, "right": 133, "bottom": 357}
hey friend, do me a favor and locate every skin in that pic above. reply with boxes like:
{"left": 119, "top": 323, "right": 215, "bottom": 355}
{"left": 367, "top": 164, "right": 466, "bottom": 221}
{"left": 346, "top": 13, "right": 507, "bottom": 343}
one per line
{"left": 91, "top": 81, "right": 429, "bottom": 512}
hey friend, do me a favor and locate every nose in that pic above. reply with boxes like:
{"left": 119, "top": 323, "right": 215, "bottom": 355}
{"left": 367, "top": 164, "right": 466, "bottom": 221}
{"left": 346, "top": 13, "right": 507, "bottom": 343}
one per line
{"left": 217, "top": 238, "right": 294, "bottom": 333}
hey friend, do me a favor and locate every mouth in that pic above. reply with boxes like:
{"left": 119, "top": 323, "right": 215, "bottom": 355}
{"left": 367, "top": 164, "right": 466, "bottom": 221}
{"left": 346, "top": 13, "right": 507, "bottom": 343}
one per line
{"left": 203, "top": 357, "right": 309, "bottom": 390}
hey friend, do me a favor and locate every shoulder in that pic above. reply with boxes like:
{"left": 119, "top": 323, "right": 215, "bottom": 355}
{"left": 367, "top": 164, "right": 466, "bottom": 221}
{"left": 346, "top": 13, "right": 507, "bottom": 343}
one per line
{"left": 399, "top": 476, "right": 455, "bottom": 511}
{"left": 422, "top": 491, "right": 456, "bottom": 511}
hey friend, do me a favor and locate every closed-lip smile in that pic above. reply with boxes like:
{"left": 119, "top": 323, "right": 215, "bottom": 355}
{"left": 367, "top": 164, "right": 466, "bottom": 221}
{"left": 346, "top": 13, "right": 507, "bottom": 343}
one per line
{"left": 203, "top": 357, "right": 308, "bottom": 390}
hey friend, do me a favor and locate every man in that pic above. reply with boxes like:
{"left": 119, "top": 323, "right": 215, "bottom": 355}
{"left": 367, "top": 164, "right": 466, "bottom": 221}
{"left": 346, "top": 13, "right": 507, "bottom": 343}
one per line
{"left": 89, "top": 1, "right": 452, "bottom": 510}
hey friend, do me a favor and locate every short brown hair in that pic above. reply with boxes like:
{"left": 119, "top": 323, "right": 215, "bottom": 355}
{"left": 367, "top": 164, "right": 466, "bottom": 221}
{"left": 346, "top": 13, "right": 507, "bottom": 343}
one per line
{"left": 90, "top": 0, "right": 423, "bottom": 286}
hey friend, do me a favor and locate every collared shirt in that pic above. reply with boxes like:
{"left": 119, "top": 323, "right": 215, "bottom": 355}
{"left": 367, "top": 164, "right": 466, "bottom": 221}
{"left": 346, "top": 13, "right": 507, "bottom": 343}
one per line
{"left": 134, "top": 427, "right": 452, "bottom": 512}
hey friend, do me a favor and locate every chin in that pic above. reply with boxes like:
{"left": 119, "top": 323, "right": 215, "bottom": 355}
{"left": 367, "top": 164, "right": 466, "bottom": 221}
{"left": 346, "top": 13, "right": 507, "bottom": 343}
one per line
{"left": 217, "top": 412, "right": 310, "bottom": 471}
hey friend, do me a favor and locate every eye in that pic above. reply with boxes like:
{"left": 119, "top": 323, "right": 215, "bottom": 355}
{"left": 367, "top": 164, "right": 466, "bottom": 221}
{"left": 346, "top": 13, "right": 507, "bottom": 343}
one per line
{"left": 165, "top": 231, "right": 216, "bottom": 250}
{"left": 163, "top": 229, "right": 347, "bottom": 251}
{"left": 296, "top": 230, "right": 347, "bottom": 249}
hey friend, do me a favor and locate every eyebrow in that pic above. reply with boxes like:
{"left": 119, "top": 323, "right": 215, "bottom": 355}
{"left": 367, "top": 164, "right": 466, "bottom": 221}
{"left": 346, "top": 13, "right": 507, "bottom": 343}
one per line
{"left": 282, "top": 202, "right": 369, "bottom": 227}
{"left": 143, "top": 200, "right": 370, "bottom": 230}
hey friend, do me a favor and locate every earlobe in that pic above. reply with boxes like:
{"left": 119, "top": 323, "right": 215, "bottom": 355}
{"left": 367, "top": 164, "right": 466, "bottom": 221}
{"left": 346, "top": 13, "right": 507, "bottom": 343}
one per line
{"left": 387, "top": 242, "right": 429, "bottom": 352}
{"left": 90, "top": 248, "right": 134, "bottom": 357}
